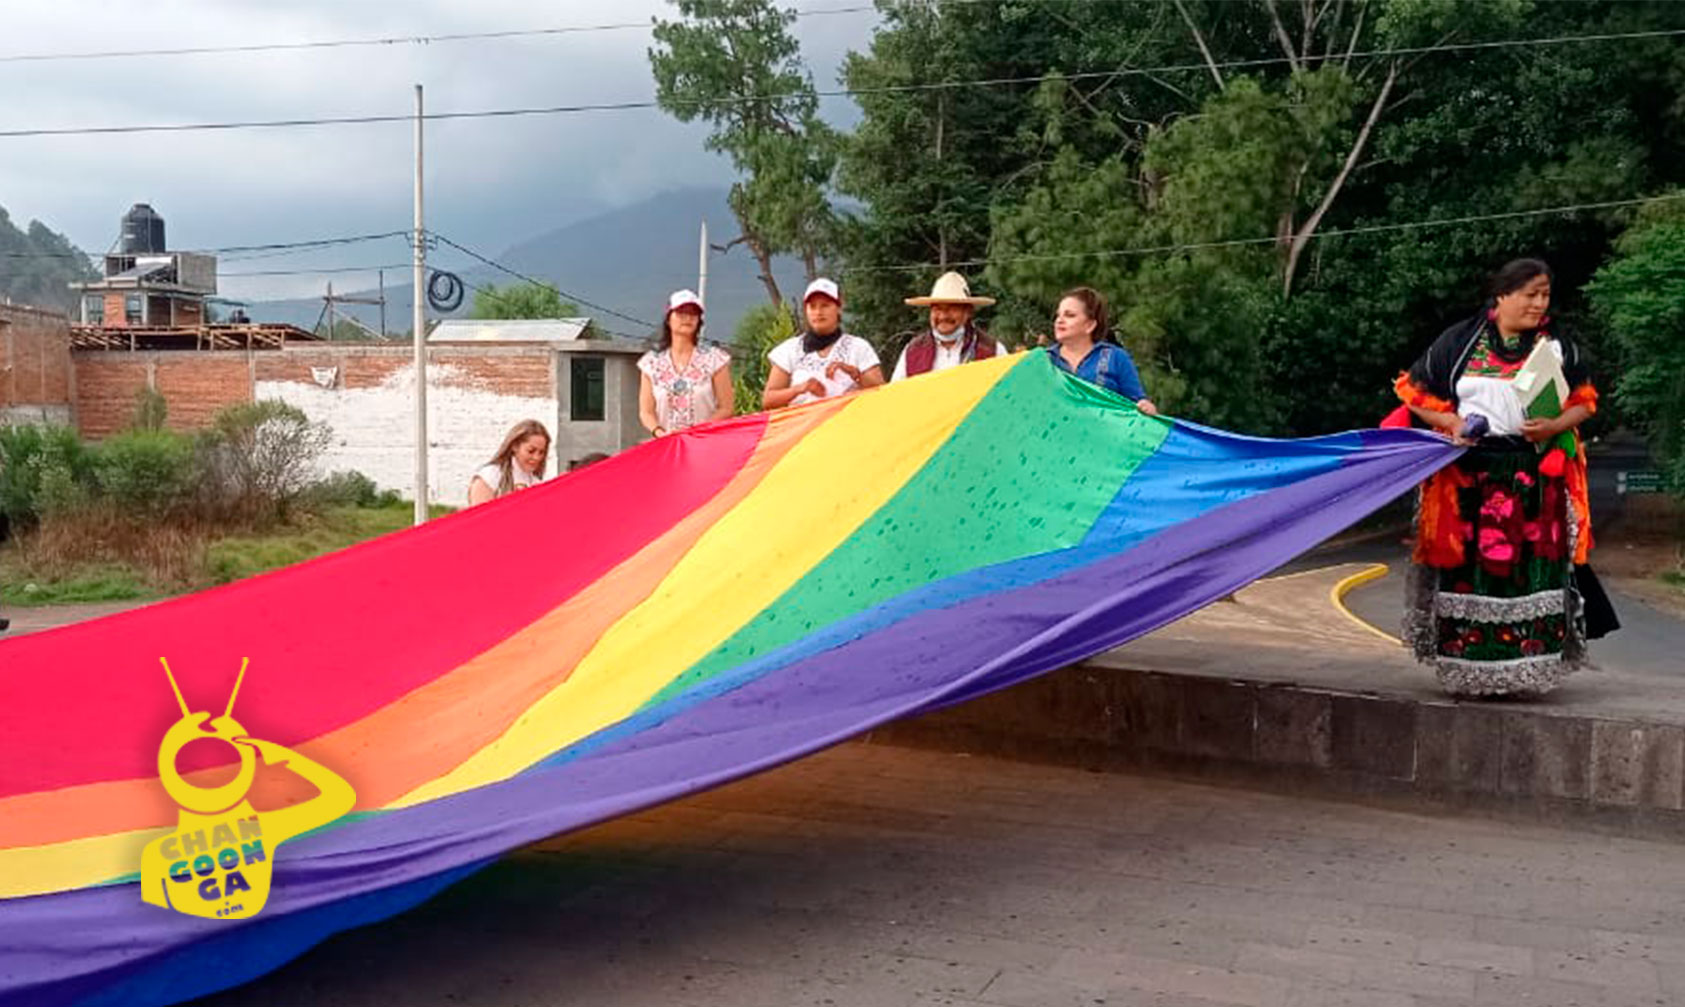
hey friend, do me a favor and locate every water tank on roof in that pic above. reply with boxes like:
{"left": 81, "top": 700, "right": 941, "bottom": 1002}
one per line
{"left": 119, "top": 203, "right": 167, "bottom": 254}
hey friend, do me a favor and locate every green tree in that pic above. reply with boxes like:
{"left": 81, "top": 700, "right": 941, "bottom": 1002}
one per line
{"left": 468, "top": 282, "right": 581, "bottom": 320}
{"left": 1588, "top": 197, "right": 1685, "bottom": 495}
{"left": 837, "top": 0, "right": 1685, "bottom": 436}
{"left": 730, "top": 301, "right": 798, "bottom": 414}
{"left": 650, "top": 0, "right": 838, "bottom": 303}
{"left": 836, "top": 2, "right": 1200, "bottom": 346}
{"left": 0, "top": 207, "right": 96, "bottom": 313}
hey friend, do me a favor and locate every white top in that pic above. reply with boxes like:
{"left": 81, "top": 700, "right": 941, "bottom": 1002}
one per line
{"left": 891, "top": 331, "right": 1007, "bottom": 381}
{"left": 768, "top": 333, "right": 881, "bottom": 407}
{"left": 471, "top": 462, "right": 541, "bottom": 498}
{"left": 1456, "top": 340, "right": 1565, "bottom": 437}
{"left": 638, "top": 343, "right": 731, "bottom": 432}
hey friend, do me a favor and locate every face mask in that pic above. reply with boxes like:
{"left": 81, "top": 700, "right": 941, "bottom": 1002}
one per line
{"left": 802, "top": 329, "right": 843, "bottom": 354}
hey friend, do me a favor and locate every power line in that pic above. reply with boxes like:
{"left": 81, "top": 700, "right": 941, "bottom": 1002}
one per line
{"left": 0, "top": 4, "right": 877, "bottom": 64}
{"left": 2, "top": 26, "right": 1680, "bottom": 140}
{"left": 2, "top": 231, "right": 409, "bottom": 264}
{"left": 219, "top": 262, "right": 411, "bottom": 278}
{"left": 429, "top": 232, "right": 656, "bottom": 329}
{"left": 443, "top": 272, "right": 646, "bottom": 341}
{"left": 842, "top": 193, "right": 1685, "bottom": 275}
{"left": 200, "top": 231, "right": 413, "bottom": 256}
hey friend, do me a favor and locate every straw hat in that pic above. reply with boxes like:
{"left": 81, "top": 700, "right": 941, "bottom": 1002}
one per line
{"left": 905, "top": 271, "right": 996, "bottom": 307}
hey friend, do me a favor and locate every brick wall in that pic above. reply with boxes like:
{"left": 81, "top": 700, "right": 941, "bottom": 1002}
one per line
{"left": 0, "top": 303, "right": 74, "bottom": 425}
{"left": 70, "top": 343, "right": 642, "bottom": 505}
{"left": 73, "top": 353, "right": 253, "bottom": 438}
{"left": 155, "top": 356, "right": 252, "bottom": 430}
{"left": 72, "top": 356, "right": 152, "bottom": 437}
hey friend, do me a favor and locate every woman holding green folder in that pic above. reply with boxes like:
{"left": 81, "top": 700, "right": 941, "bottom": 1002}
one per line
{"left": 1393, "top": 258, "right": 1616, "bottom": 696}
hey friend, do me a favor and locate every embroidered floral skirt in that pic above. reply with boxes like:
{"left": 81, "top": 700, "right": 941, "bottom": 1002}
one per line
{"left": 1405, "top": 441, "right": 1584, "bottom": 696}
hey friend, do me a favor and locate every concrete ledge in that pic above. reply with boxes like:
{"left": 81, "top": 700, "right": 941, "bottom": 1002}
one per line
{"left": 862, "top": 663, "right": 1685, "bottom": 839}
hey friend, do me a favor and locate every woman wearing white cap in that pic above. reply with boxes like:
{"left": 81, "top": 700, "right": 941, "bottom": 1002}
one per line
{"left": 638, "top": 289, "right": 733, "bottom": 437}
{"left": 763, "top": 277, "right": 884, "bottom": 410}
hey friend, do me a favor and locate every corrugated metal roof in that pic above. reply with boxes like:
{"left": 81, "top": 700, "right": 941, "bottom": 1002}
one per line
{"left": 427, "top": 318, "right": 592, "bottom": 343}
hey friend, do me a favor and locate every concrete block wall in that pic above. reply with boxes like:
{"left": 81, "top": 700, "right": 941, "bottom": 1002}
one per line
{"left": 0, "top": 304, "right": 74, "bottom": 426}
{"left": 255, "top": 345, "right": 564, "bottom": 507}
{"left": 865, "top": 664, "right": 1685, "bottom": 838}
{"left": 553, "top": 352, "right": 646, "bottom": 463}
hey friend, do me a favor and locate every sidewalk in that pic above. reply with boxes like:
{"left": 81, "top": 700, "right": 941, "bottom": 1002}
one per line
{"left": 1106, "top": 558, "right": 1685, "bottom": 727}
{"left": 192, "top": 743, "right": 1685, "bottom": 1007}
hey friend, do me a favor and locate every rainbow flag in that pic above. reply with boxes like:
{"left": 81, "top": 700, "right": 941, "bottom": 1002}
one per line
{"left": 0, "top": 353, "right": 1454, "bottom": 1007}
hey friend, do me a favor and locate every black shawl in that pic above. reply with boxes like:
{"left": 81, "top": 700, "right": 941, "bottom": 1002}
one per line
{"left": 1407, "top": 313, "right": 1589, "bottom": 407}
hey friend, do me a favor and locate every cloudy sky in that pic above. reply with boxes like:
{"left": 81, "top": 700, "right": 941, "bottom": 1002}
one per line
{"left": 0, "top": 1, "right": 880, "bottom": 300}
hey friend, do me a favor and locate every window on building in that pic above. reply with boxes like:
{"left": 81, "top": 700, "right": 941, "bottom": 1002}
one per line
{"left": 83, "top": 295, "right": 104, "bottom": 325}
{"left": 570, "top": 356, "right": 605, "bottom": 422}
{"left": 124, "top": 294, "right": 143, "bottom": 326}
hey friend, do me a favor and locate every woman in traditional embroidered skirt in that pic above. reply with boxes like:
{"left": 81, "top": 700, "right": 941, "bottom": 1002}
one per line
{"left": 1394, "top": 259, "right": 1615, "bottom": 696}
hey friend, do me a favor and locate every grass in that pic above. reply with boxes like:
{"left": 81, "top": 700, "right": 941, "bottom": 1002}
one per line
{"left": 203, "top": 502, "right": 450, "bottom": 585}
{"left": 1, "top": 566, "right": 151, "bottom": 606}
{"left": 1, "top": 500, "right": 456, "bottom": 607}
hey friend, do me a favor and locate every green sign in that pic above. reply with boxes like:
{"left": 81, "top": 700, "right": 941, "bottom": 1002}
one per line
{"left": 1617, "top": 470, "right": 1667, "bottom": 494}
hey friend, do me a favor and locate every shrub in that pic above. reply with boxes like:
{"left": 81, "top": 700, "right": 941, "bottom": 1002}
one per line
{"left": 198, "top": 400, "right": 332, "bottom": 522}
{"left": 94, "top": 430, "right": 197, "bottom": 518}
{"left": 307, "top": 470, "right": 395, "bottom": 509}
{"left": 0, "top": 424, "right": 97, "bottom": 532}
{"left": 731, "top": 301, "right": 799, "bottom": 415}
{"left": 132, "top": 387, "right": 168, "bottom": 432}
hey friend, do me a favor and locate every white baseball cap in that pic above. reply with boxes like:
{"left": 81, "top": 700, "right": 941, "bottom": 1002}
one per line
{"left": 803, "top": 277, "right": 841, "bottom": 304}
{"left": 666, "top": 289, "right": 704, "bottom": 315}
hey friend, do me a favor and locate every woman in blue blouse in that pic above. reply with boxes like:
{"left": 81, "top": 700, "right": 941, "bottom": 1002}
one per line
{"left": 1046, "top": 287, "right": 1158, "bottom": 415}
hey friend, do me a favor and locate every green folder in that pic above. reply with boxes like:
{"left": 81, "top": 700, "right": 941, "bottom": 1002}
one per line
{"left": 1513, "top": 340, "right": 1575, "bottom": 456}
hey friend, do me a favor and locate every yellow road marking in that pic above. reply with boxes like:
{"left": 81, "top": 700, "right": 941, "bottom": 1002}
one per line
{"left": 1329, "top": 563, "right": 1402, "bottom": 644}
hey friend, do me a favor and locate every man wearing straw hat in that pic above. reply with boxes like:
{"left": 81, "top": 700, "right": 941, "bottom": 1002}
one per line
{"left": 890, "top": 271, "right": 1006, "bottom": 382}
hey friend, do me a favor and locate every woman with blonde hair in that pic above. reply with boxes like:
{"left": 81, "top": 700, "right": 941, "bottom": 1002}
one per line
{"left": 467, "top": 419, "right": 551, "bottom": 506}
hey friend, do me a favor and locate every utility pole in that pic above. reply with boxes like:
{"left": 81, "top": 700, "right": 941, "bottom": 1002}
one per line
{"left": 378, "top": 269, "right": 387, "bottom": 338}
{"left": 697, "top": 219, "right": 709, "bottom": 309}
{"left": 412, "top": 83, "right": 429, "bottom": 526}
{"left": 322, "top": 284, "right": 385, "bottom": 340}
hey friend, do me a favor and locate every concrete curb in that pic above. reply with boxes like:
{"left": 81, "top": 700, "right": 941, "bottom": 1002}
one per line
{"left": 863, "top": 662, "right": 1685, "bottom": 840}
{"left": 1328, "top": 562, "right": 1399, "bottom": 643}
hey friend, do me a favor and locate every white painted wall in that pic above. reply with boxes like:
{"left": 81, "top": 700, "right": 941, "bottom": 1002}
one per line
{"left": 256, "top": 362, "right": 559, "bottom": 508}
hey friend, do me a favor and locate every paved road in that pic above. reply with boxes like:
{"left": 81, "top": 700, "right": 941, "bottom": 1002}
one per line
{"left": 191, "top": 744, "right": 1685, "bottom": 1007}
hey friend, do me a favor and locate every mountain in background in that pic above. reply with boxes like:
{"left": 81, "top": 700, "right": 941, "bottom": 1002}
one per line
{"left": 0, "top": 207, "right": 95, "bottom": 314}
{"left": 249, "top": 188, "right": 807, "bottom": 344}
